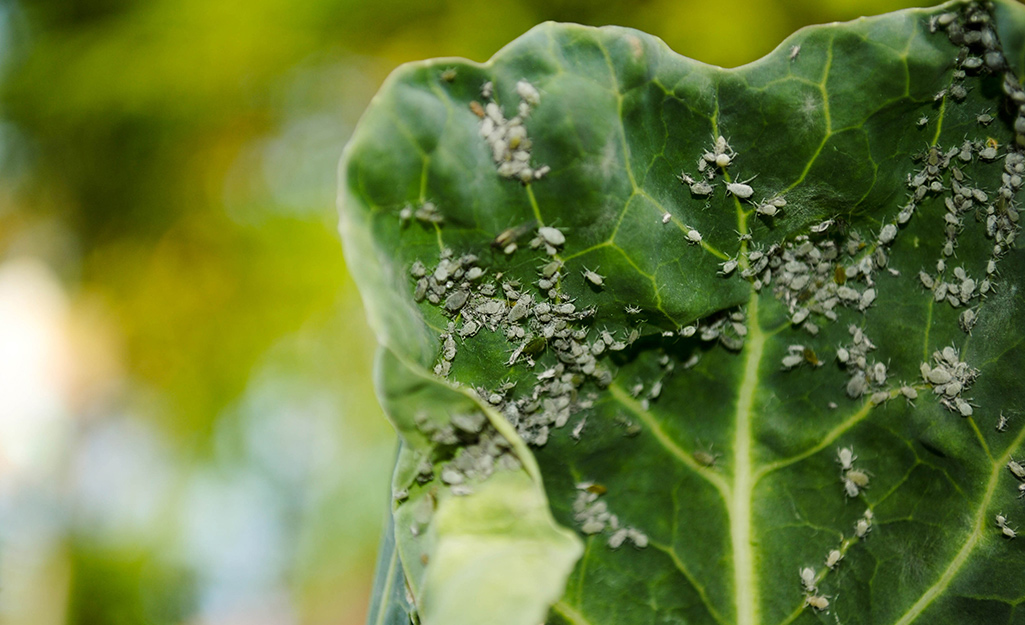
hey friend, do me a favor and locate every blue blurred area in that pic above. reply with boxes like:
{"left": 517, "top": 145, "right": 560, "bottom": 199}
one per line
{"left": 0, "top": 0, "right": 940, "bottom": 623}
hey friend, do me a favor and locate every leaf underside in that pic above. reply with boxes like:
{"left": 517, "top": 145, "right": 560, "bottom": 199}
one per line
{"left": 340, "top": 2, "right": 1025, "bottom": 625}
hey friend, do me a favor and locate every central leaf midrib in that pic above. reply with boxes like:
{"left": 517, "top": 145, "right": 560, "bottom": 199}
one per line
{"left": 732, "top": 291, "right": 765, "bottom": 625}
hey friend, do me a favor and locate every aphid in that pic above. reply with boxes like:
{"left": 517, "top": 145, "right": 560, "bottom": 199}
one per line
{"left": 1003, "top": 525, "right": 1017, "bottom": 539}
{"left": 608, "top": 527, "right": 629, "bottom": 549}
{"left": 843, "top": 478, "right": 860, "bottom": 498}
{"left": 810, "top": 219, "right": 835, "bottom": 233}
{"left": 1018, "top": 483, "right": 1025, "bottom": 498}
{"left": 441, "top": 68, "right": 457, "bottom": 82}
{"left": 954, "top": 397, "right": 973, "bottom": 417}
{"left": 917, "top": 116, "right": 929, "bottom": 127}
{"left": 805, "top": 595, "right": 830, "bottom": 612}
{"left": 686, "top": 229, "right": 703, "bottom": 244}
{"left": 693, "top": 448, "right": 719, "bottom": 467}
{"left": 825, "top": 549, "right": 843, "bottom": 569}
{"left": 997, "top": 412, "right": 1009, "bottom": 432}
{"left": 978, "top": 112, "right": 994, "bottom": 125}
{"left": 469, "top": 101, "right": 486, "bottom": 118}
{"left": 782, "top": 353, "right": 805, "bottom": 369}
{"left": 854, "top": 518, "right": 871, "bottom": 538}
{"left": 720, "top": 258, "right": 739, "bottom": 276}
{"left": 901, "top": 385, "right": 919, "bottom": 401}
{"left": 837, "top": 447, "right": 857, "bottom": 471}
{"left": 870, "top": 391, "right": 889, "bottom": 406}
{"left": 789, "top": 45, "right": 801, "bottom": 61}
{"left": 492, "top": 219, "right": 538, "bottom": 250}
{"left": 799, "top": 567, "right": 817, "bottom": 592}
{"left": 625, "top": 305, "right": 642, "bottom": 315}
{"left": 516, "top": 80, "right": 540, "bottom": 106}
{"left": 582, "top": 267, "right": 604, "bottom": 287}
{"left": 878, "top": 224, "right": 898, "bottom": 245}
{"left": 846, "top": 371, "right": 867, "bottom": 398}
{"left": 726, "top": 179, "right": 755, "bottom": 199}
{"left": 1008, "top": 459, "right": 1025, "bottom": 480}
{"left": 538, "top": 226, "right": 565, "bottom": 247}
{"left": 837, "top": 346, "right": 850, "bottom": 363}
{"left": 846, "top": 469, "right": 870, "bottom": 488}
{"left": 689, "top": 180, "right": 713, "bottom": 196}
{"left": 996, "top": 513, "right": 1008, "bottom": 527}
{"left": 662, "top": 212, "right": 672, "bottom": 224}
{"left": 959, "top": 309, "right": 977, "bottom": 334}
{"left": 481, "top": 81, "right": 493, "bottom": 99}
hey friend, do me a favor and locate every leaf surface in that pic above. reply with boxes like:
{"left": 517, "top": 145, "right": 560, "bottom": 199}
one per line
{"left": 341, "top": 2, "right": 1025, "bottom": 624}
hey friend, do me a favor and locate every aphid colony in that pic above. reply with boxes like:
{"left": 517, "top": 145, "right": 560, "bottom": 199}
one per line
{"left": 836, "top": 325, "right": 886, "bottom": 400}
{"left": 399, "top": 200, "right": 445, "bottom": 227}
{"left": 573, "top": 482, "right": 649, "bottom": 549}
{"left": 410, "top": 413, "right": 523, "bottom": 498}
{"left": 933, "top": 2, "right": 1025, "bottom": 150}
{"left": 472, "top": 79, "right": 551, "bottom": 183}
{"left": 801, "top": 509, "right": 874, "bottom": 613}
{"left": 836, "top": 446, "right": 871, "bottom": 498}
{"left": 919, "top": 345, "right": 979, "bottom": 417}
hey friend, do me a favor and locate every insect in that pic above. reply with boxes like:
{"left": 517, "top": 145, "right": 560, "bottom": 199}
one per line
{"left": 686, "top": 228, "right": 703, "bottom": 244}
{"left": 720, "top": 258, "right": 739, "bottom": 276}
{"left": 1008, "top": 459, "right": 1025, "bottom": 480}
{"left": 900, "top": 385, "right": 919, "bottom": 401}
{"left": 836, "top": 447, "right": 857, "bottom": 471}
{"left": 799, "top": 567, "right": 817, "bottom": 593}
{"left": 608, "top": 528, "right": 629, "bottom": 549}
{"left": 917, "top": 116, "right": 929, "bottom": 127}
{"left": 538, "top": 226, "right": 566, "bottom": 247}
{"left": 481, "top": 81, "right": 493, "bottom": 99}
{"left": 662, "top": 212, "right": 672, "bottom": 224}
{"left": 843, "top": 478, "right": 860, "bottom": 498}
{"left": 854, "top": 518, "right": 871, "bottom": 538}
{"left": 726, "top": 177, "right": 756, "bottom": 199}
{"left": 516, "top": 80, "right": 540, "bottom": 106}
{"left": 582, "top": 267, "right": 604, "bottom": 287}
{"left": 789, "top": 45, "right": 801, "bottom": 61}
{"left": 805, "top": 595, "right": 830, "bottom": 612}
{"left": 492, "top": 219, "right": 538, "bottom": 251}
{"left": 878, "top": 224, "right": 898, "bottom": 245}
{"left": 693, "top": 445, "right": 720, "bottom": 468}
{"left": 846, "top": 469, "right": 870, "bottom": 488}
{"left": 825, "top": 549, "right": 843, "bottom": 569}
{"left": 997, "top": 412, "right": 1009, "bottom": 432}
{"left": 440, "top": 68, "right": 457, "bottom": 82}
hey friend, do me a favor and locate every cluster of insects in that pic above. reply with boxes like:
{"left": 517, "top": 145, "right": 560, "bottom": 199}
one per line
{"left": 800, "top": 509, "right": 874, "bottom": 613}
{"left": 573, "top": 482, "right": 649, "bottom": 549}
{"left": 836, "top": 446, "right": 871, "bottom": 498}
{"left": 919, "top": 345, "right": 979, "bottom": 417}
{"left": 470, "top": 79, "right": 550, "bottom": 183}
{"left": 995, "top": 511, "right": 1017, "bottom": 539}
{"left": 410, "top": 414, "right": 523, "bottom": 499}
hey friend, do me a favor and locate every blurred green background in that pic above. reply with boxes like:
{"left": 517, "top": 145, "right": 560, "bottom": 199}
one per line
{"left": 0, "top": 0, "right": 944, "bottom": 623}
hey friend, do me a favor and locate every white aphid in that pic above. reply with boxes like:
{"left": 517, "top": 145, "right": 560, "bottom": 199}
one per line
{"left": 855, "top": 518, "right": 871, "bottom": 538}
{"left": 720, "top": 258, "right": 739, "bottom": 276}
{"left": 825, "top": 549, "right": 843, "bottom": 569}
{"left": 846, "top": 469, "right": 870, "bottom": 488}
{"left": 900, "top": 385, "right": 918, "bottom": 401}
{"left": 516, "top": 80, "right": 540, "bottom": 106}
{"left": 789, "top": 45, "right": 801, "bottom": 61}
{"left": 686, "top": 229, "right": 703, "bottom": 244}
{"left": 1008, "top": 459, "right": 1025, "bottom": 480}
{"left": 726, "top": 180, "right": 755, "bottom": 199}
{"left": 608, "top": 528, "right": 629, "bottom": 549}
{"left": 996, "top": 513, "right": 1008, "bottom": 527}
{"left": 662, "top": 212, "right": 672, "bottom": 224}
{"left": 837, "top": 447, "right": 857, "bottom": 471}
{"left": 878, "top": 224, "right": 898, "bottom": 245}
{"left": 582, "top": 268, "right": 604, "bottom": 286}
{"left": 805, "top": 595, "right": 830, "bottom": 611}
{"left": 997, "top": 412, "right": 1009, "bottom": 432}
{"left": 843, "top": 478, "right": 860, "bottom": 498}
{"left": 538, "top": 226, "right": 565, "bottom": 246}
{"left": 1003, "top": 525, "right": 1017, "bottom": 539}
{"left": 799, "top": 567, "right": 817, "bottom": 592}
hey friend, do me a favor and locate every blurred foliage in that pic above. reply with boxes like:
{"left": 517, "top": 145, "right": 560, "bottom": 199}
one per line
{"left": 0, "top": 0, "right": 948, "bottom": 624}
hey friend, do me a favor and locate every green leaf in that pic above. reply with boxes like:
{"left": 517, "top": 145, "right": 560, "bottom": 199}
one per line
{"left": 341, "top": 1, "right": 1025, "bottom": 624}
